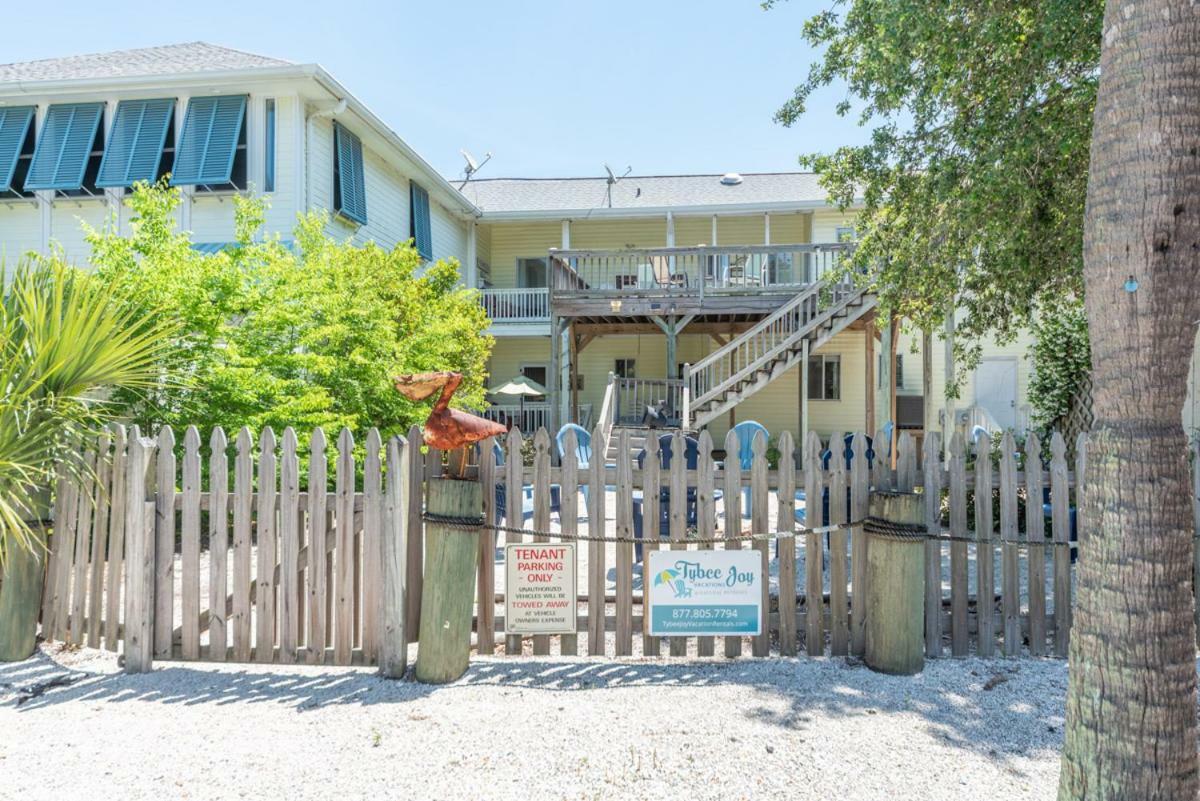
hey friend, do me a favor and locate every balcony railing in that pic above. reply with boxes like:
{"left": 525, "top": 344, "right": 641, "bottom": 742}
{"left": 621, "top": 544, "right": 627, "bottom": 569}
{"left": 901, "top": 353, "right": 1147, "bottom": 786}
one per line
{"left": 548, "top": 242, "right": 853, "bottom": 297}
{"left": 479, "top": 287, "right": 550, "bottom": 323}
{"left": 613, "top": 377, "right": 684, "bottom": 426}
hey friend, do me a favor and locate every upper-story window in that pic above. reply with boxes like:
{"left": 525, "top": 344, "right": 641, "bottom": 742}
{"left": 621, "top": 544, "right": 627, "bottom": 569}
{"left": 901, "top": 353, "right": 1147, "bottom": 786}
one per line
{"left": 332, "top": 121, "right": 367, "bottom": 225}
{"left": 96, "top": 98, "right": 175, "bottom": 189}
{"left": 25, "top": 102, "right": 106, "bottom": 196}
{"left": 170, "top": 95, "right": 247, "bottom": 191}
{"left": 263, "top": 98, "right": 275, "bottom": 193}
{"left": 0, "top": 106, "right": 36, "bottom": 199}
{"left": 410, "top": 181, "right": 432, "bottom": 260}
{"left": 517, "top": 257, "right": 548, "bottom": 288}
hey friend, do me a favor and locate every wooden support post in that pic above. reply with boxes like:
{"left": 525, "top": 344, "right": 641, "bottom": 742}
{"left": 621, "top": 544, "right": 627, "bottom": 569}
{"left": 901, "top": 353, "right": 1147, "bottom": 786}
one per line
{"left": 922, "top": 328, "right": 934, "bottom": 440}
{"left": 863, "top": 491, "right": 925, "bottom": 675}
{"left": 877, "top": 316, "right": 892, "bottom": 434}
{"left": 0, "top": 489, "right": 50, "bottom": 661}
{"left": 889, "top": 318, "right": 899, "bottom": 465}
{"left": 569, "top": 325, "right": 580, "bottom": 424}
{"left": 943, "top": 310, "right": 956, "bottom": 459}
{"left": 379, "top": 435, "right": 410, "bottom": 678}
{"left": 124, "top": 435, "right": 157, "bottom": 674}
{"left": 414, "top": 477, "right": 481, "bottom": 683}
{"left": 864, "top": 318, "right": 876, "bottom": 433}
{"left": 799, "top": 339, "right": 810, "bottom": 467}
{"left": 549, "top": 315, "right": 561, "bottom": 437}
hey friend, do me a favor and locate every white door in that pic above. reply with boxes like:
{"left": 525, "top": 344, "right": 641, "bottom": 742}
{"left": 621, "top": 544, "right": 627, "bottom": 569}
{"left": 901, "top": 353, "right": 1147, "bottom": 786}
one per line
{"left": 975, "top": 359, "right": 1018, "bottom": 430}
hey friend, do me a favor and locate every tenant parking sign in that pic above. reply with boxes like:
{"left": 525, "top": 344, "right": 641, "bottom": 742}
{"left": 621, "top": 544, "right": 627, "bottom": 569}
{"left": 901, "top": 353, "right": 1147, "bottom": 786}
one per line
{"left": 647, "top": 550, "right": 762, "bottom": 636}
{"left": 505, "top": 544, "right": 576, "bottom": 635}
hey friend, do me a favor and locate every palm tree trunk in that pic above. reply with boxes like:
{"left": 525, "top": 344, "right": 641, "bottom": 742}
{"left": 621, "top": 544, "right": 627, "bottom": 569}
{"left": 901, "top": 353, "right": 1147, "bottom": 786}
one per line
{"left": 1059, "top": 2, "right": 1200, "bottom": 798}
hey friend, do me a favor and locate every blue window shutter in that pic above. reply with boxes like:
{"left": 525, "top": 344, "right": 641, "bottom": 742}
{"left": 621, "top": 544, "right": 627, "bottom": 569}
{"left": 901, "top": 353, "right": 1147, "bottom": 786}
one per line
{"left": 333, "top": 121, "right": 367, "bottom": 225}
{"left": 410, "top": 182, "right": 432, "bottom": 260}
{"left": 0, "top": 106, "right": 35, "bottom": 192}
{"left": 96, "top": 98, "right": 175, "bottom": 188}
{"left": 25, "top": 103, "right": 104, "bottom": 191}
{"left": 170, "top": 95, "right": 246, "bottom": 186}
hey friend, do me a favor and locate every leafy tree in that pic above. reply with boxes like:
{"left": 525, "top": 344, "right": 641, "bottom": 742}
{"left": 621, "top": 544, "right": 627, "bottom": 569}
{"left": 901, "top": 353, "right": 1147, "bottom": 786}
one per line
{"left": 88, "top": 182, "right": 492, "bottom": 442}
{"left": 1028, "top": 296, "right": 1090, "bottom": 431}
{"left": 766, "top": 0, "right": 1103, "bottom": 382}
{"left": 1057, "top": 2, "right": 1200, "bottom": 796}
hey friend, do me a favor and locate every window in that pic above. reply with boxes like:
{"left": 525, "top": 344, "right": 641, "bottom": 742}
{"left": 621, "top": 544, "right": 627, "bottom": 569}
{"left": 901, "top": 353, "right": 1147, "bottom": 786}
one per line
{"left": 26, "top": 102, "right": 105, "bottom": 193}
{"left": 171, "top": 95, "right": 247, "bottom": 190}
{"left": 615, "top": 274, "right": 639, "bottom": 289}
{"left": 410, "top": 181, "right": 432, "bottom": 259}
{"left": 333, "top": 121, "right": 367, "bottom": 224}
{"left": 264, "top": 98, "right": 276, "bottom": 193}
{"left": 0, "top": 106, "right": 36, "bottom": 198}
{"left": 878, "top": 353, "right": 904, "bottom": 389}
{"left": 807, "top": 355, "right": 841, "bottom": 400}
{"left": 96, "top": 98, "right": 175, "bottom": 188}
{"left": 517, "top": 257, "right": 548, "bottom": 288}
{"left": 766, "top": 252, "right": 794, "bottom": 285}
{"left": 614, "top": 359, "right": 636, "bottom": 379}
{"left": 520, "top": 364, "right": 548, "bottom": 398}
{"left": 835, "top": 226, "right": 856, "bottom": 243}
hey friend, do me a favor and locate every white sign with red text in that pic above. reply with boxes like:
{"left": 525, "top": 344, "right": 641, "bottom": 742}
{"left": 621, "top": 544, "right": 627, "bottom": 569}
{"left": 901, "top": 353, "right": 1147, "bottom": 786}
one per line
{"left": 505, "top": 543, "right": 577, "bottom": 635}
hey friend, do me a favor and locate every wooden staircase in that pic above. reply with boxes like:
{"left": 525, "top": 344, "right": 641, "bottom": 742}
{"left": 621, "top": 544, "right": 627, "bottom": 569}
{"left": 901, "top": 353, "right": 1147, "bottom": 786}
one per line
{"left": 683, "top": 281, "right": 876, "bottom": 430}
{"left": 604, "top": 426, "right": 654, "bottom": 464}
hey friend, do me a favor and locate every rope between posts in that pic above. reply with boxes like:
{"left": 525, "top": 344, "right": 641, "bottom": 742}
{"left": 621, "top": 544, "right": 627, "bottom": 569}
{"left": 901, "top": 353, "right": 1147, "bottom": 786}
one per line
{"left": 420, "top": 512, "right": 1079, "bottom": 549}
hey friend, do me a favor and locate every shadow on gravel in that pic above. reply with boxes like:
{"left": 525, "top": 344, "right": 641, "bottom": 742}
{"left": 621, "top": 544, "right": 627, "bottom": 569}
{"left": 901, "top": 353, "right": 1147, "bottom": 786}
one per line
{"left": 3, "top": 647, "right": 1065, "bottom": 764}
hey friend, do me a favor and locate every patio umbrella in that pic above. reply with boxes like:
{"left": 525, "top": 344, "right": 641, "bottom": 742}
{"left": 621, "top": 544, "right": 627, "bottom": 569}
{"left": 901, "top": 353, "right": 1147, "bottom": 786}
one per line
{"left": 487, "top": 374, "right": 548, "bottom": 429}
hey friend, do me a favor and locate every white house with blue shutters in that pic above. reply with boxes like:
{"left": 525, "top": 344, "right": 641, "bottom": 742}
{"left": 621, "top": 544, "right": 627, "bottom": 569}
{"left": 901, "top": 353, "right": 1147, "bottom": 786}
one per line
{"left": 0, "top": 42, "right": 479, "bottom": 270}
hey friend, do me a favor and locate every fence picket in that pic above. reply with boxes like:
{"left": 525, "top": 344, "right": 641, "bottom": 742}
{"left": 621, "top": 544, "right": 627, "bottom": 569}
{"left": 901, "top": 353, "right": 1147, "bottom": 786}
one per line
{"left": 672, "top": 431, "right": 691, "bottom": 657}
{"left": 587, "top": 423, "right": 606, "bottom": 656}
{"left": 751, "top": 431, "right": 770, "bottom": 657}
{"left": 999, "top": 432, "right": 1020, "bottom": 656}
{"left": 361, "top": 430, "right": 382, "bottom": 663}
{"left": 178, "top": 427, "right": 201, "bottom": 660}
{"left": 872, "top": 426, "right": 892, "bottom": 492}
{"left": 948, "top": 432, "right": 969, "bottom": 656}
{"left": 152, "top": 426, "right": 176, "bottom": 658}
{"left": 478, "top": 436, "right": 497, "bottom": 656}
{"left": 896, "top": 432, "right": 916, "bottom": 492}
{"left": 697, "top": 431, "right": 717, "bottom": 657}
{"left": 615, "top": 428, "right": 634, "bottom": 657}
{"left": 922, "top": 432, "right": 942, "bottom": 657}
{"left": 1050, "top": 433, "right": 1072, "bottom": 657}
{"left": 723, "top": 429, "right": 743, "bottom": 658}
{"left": 233, "top": 427, "right": 254, "bottom": 662}
{"left": 1025, "top": 432, "right": 1046, "bottom": 656}
{"left": 975, "top": 431, "right": 995, "bottom": 657}
{"left": 560, "top": 429, "right": 579, "bottom": 656}
{"left": 804, "top": 431, "right": 824, "bottom": 656}
{"left": 504, "top": 427, "right": 524, "bottom": 655}
{"left": 829, "top": 431, "right": 849, "bottom": 656}
{"left": 307, "top": 428, "right": 328, "bottom": 664}
{"left": 380, "top": 435, "right": 409, "bottom": 677}
{"left": 279, "top": 429, "right": 301, "bottom": 663}
{"left": 86, "top": 432, "right": 112, "bottom": 649}
{"left": 776, "top": 431, "right": 798, "bottom": 656}
{"left": 335, "top": 429, "right": 356, "bottom": 665}
{"left": 104, "top": 425, "right": 128, "bottom": 651}
{"left": 256, "top": 428, "right": 278, "bottom": 662}
{"left": 68, "top": 449, "right": 96, "bottom": 645}
{"left": 532, "top": 429, "right": 552, "bottom": 656}
{"left": 209, "top": 428, "right": 229, "bottom": 661}
{"left": 39, "top": 464, "right": 68, "bottom": 640}
{"left": 406, "top": 425, "right": 424, "bottom": 641}
{"left": 849, "top": 432, "right": 869, "bottom": 655}
{"left": 641, "top": 434, "right": 661, "bottom": 657}
{"left": 123, "top": 435, "right": 156, "bottom": 673}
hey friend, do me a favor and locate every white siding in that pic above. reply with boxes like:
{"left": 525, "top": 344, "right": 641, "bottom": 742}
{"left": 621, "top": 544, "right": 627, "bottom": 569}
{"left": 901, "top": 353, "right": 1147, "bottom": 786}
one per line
{"left": 49, "top": 201, "right": 107, "bottom": 266}
{"left": 431, "top": 200, "right": 467, "bottom": 265}
{"left": 0, "top": 202, "right": 42, "bottom": 264}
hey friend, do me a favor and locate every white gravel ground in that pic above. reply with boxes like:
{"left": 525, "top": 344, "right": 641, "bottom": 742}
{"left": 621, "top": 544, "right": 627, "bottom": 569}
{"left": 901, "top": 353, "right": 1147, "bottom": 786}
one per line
{"left": 2, "top": 643, "right": 1069, "bottom": 801}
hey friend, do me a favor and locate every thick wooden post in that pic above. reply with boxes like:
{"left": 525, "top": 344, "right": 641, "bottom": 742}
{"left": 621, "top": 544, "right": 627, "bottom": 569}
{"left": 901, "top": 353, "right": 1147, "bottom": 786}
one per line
{"left": 379, "top": 435, "right": 410, "bottom": 678}
{"left": 0, "top": 489, "right": 50, "bottom": 661}
{"left": 864, "top": 490, "right": 925, "bottom": 675}
{"left": 414, "top": 477, "right": 481, "bottom": 683}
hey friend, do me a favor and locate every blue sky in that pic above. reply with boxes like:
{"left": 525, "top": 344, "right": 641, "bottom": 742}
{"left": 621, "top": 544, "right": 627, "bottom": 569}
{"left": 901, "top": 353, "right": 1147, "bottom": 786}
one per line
{"left": 5, "top": 1, "right": 868, "bottom": 181}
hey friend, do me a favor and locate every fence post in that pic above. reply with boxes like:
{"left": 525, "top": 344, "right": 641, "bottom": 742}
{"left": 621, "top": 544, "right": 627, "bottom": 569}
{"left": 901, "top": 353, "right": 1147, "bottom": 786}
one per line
{"left": 124, "top": 435, "right": 157, "bottom": 673}
{"left": 380, "top": 435, "right": 410, "bottom": 679}
{"left": 0, "top": 487, "right": 51, "bottom": 661}
{"left": 414, "top": 476, "right": 481, "bottom": 683}
{"left": 864, "top": 490, "right": 925, "bottom": 675}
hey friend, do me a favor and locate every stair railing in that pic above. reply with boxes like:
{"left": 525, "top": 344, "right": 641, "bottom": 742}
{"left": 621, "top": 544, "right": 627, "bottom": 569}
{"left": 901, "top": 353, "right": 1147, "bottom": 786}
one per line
{"left": 594, "top": 371, "right": 617, "bottom": 460}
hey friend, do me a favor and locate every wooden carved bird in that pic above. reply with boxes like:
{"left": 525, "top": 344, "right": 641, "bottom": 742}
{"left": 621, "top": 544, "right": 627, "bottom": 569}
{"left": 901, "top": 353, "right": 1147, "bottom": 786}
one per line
{"left": 394, "top": 371, "right": 506, "bottom": 476}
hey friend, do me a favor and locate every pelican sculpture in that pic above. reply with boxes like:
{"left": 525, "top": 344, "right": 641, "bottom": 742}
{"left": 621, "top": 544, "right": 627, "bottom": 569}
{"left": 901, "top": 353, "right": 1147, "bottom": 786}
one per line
{"left": 394, "top": 371, "right": 506, "bottom": 476}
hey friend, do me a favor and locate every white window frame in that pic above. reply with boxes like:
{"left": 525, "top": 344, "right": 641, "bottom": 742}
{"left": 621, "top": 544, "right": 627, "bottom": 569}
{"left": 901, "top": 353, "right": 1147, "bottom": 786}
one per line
{"left": 808, "top": 354, "right": 841, "bottom": 401}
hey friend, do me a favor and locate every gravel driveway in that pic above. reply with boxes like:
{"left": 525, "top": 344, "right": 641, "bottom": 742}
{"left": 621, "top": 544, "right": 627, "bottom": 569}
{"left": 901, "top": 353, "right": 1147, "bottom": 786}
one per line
{"left": 1, "top": 643, "right": 1066, "bottom": 800}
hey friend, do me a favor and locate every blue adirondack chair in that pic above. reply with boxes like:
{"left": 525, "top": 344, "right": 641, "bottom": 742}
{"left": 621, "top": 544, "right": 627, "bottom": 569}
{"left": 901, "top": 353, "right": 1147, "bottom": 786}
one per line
{"left": 632, "top": 434, "right": 701, "bottom": 562}
{"left": 556, "top": 423, "right": 592, "bottom": 507}
{"left": 732, "top": 421, "right": 769, "bottom": 519}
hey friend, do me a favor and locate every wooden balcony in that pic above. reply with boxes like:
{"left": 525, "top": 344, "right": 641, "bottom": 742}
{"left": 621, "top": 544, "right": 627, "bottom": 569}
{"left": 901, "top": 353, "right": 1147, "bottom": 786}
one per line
{"left": 548, "top": 242, "right": 853, "bottom": 327}
{"left": 478, "top": 287, "right": 550, "bottom": 334}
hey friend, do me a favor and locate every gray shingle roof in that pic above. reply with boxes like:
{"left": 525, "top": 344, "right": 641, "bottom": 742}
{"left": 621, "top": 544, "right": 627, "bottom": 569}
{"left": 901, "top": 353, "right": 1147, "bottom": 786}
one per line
{"left": 458, "top": 172, "right": 831, "bottom": 215}
{"left": 0, "top": 42, "right": 292, "bottom": 84}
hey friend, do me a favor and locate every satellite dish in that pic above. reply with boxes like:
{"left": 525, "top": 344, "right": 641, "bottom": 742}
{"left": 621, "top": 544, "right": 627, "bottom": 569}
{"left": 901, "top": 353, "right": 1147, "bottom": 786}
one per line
{"left": 459, "top": 149, "right": 493, "bottom": 187}
{"left": 603, "top": 163, "right": 632, "bottom": 207}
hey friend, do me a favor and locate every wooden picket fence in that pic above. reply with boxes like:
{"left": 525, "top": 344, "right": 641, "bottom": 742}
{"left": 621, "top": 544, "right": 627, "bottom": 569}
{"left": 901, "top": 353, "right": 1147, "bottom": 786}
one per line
{"left": 36, "top": 420, "right": 1103, "bottom": 667}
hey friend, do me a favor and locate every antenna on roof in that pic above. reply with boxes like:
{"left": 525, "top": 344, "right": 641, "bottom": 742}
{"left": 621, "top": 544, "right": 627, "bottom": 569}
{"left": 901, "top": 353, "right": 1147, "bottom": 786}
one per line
{"left": 603, "top": 163, "right": 632, "bottom": 208}
{"left": 459, "top": 149, "right": 493, "bottom": 188}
